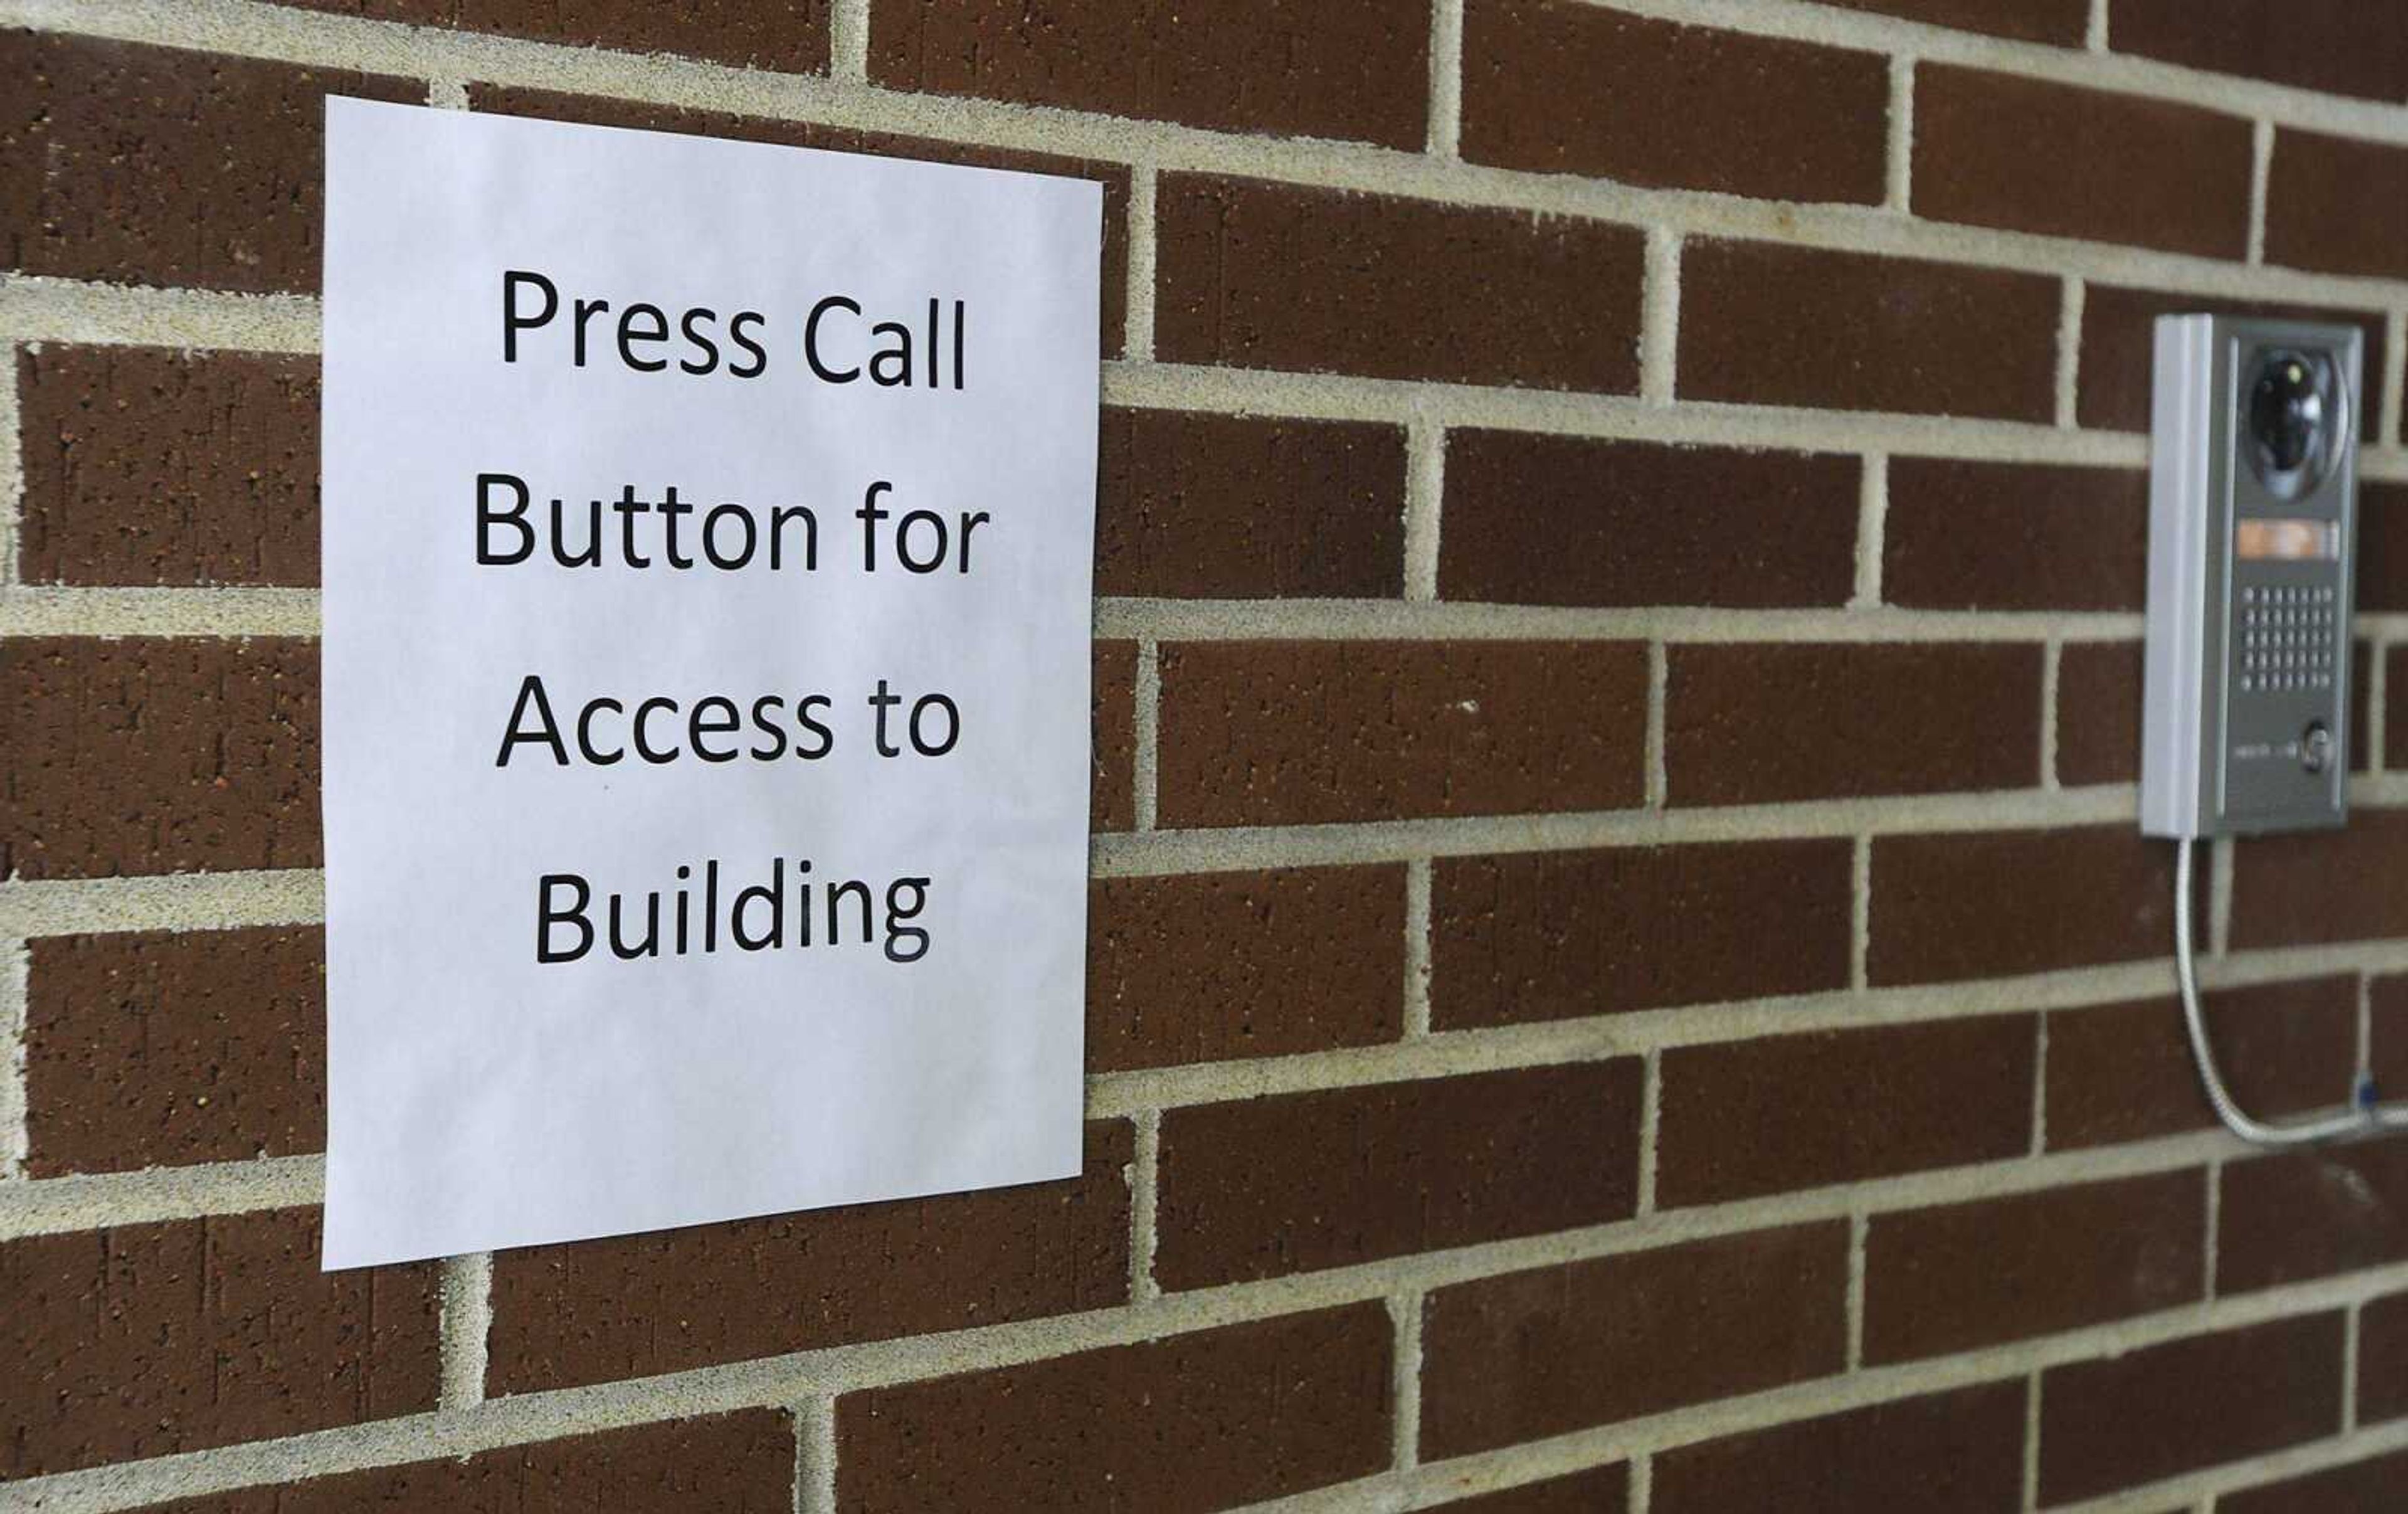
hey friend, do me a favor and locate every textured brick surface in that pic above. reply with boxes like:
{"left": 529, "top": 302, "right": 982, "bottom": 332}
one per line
{"left": 2358, "top": 484, "right": 2408, "bottom": 610}
{"left": 1, "top": 638, "right": 321, "bottom": 880}
{"left": 1156, "top": 175, "right": 1645, "bottom": 392}
{"left": 2046, "top": 978, "right": 2361, "bottom": 1150}
{"left": 488, "top": 1123, "right": 1130, "bottom": 1393}
{"left": 1460, "top": 1, "right": 1886, "bottom": 203}
{"left": 1091, "top": 640, "right": 1136, "bottom": 832}
{"left": 1869, "top": 826, "right": 2185, "bottom": 985}
{"left": 1652, "top": 1381, "right": 2027, "bottom": 1514}
{"left": 2076, "top": 284, "right": 2389, "bottom": 435}
{"left": 2113, "top": 1, "right": 2408, "bottom": 103}
{"left": 1155, "top": 640, "right": 1649, "bottom": 827}
{"left": 1154, "top": 1063, "right": 1641, "bottom": 1289}
{"left": 1863, "top": 1171, "right": 2204, "bottom": 1362}
{"left": 1914, "top": 66, "right": 2254, "bottom": 258}
{"left": 17, "top": 347, "right": 320, "bottom": 587}
{"left": 1679, "top": 240, "right": 2059, "bottom": 420}
{"left": 2233, "top": 810, "right": 2408, "bottom": 948}
{"left": 1819, "top": 0, "right": 2086, "bottom": 43}
{"left": 470, "top": 86, "right": 1133, "bottom": 355}
{"left": 1, "top": 1209, "right": 440, "bottom": 1478}
{"left": 1665, "top": 642, "right": 2042, "bottom": 805}
{"left": 2389, "top": 648, "right": 2408, "bottom": 771}
{"left": 2038, "top": 1313, "right": 2345, "bottom": 1505}
{"left": 1420, "top": 1222, "right": 1849, "bottom": 1458}
{"left": 2360, "top": 1291, "right": 2408, "bottom": 1425}
{"left": 1439, "top": 433, "right": 1859, "bottom": 608}
{"left": 835, "top": 1305, "right": 1391, "bottom": 1513}
{"left": 1088, "top": 866, "right": 1405, "bottom": 1071}
{"left": 290, "top": 0, "right": 827, "bottom": 70}
{"left": 2266, "top": 130, "right": 2408, "bottom": 281}
{"left": 2221, "top": 1450, "right": 2408, "bottom": 1514}
{"left": 144, "top": 1413, "right": 798, "bottom": 1513}
{"left": 1656, "top": 1015, "right": 2035, "bottom": 1207}
{"left": 2218, "top": 1141, "right": 2408, "bottom": 1295}
{"left": 1440, "top": 1468, "right": 1630, "bottom": 1514}
{"left": 0, "top": 33, "right": 420, "bottom": 291}
{"left": 2374, "top": 976, "right": 2408, "bottom": 1100}
{"left": 869, "top": 0, "right": 1425, "bottom": 147}
{"left": 2056, "top": 640, "right": 2143, "bottom": 787}
{"left": 2355, "top": 640, "right": 2375, "bottom": 772}
{"left": 1097, "top": 409, "right": 1406, "bottom": 598}
{"left": 1882, "top": 460, "right": 2147, "bottom": 611}
{"left": 1430, "top": 839, "right": 1853, "bottom": 1029}
{"left": 25, "top": 926, "right": 326, "bottom": 1176}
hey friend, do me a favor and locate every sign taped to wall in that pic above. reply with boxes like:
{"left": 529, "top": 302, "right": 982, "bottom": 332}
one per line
{"left": 320, "top": 98, "right": 1101, "bottom": 1268}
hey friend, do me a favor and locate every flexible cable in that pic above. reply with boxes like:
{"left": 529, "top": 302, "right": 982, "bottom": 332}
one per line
{"left": 2172, "top": 834, "right": 2408, "bottom": 1145}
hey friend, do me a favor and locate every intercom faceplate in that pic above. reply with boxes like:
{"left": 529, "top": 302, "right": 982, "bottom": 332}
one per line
{"left": 2142, "top": 315, "right": 2362, "bottom": 840}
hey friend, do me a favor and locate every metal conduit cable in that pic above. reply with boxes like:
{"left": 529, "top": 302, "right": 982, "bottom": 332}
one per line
{"left": 2172, "top": 835, "right": 2408, "bottom": 1146}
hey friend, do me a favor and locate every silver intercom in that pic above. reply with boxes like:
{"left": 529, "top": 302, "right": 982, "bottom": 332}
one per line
{"left": 2141, "top": 314, "right": 2400, "bottom": 1148}
{"left": 2141, "top": 315, "right": 2362, "bottom": 840}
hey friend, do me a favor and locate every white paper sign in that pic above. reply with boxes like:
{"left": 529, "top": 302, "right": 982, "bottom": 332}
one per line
{"left": 320, "top": 99, "right": 1100, "bottom": 1268}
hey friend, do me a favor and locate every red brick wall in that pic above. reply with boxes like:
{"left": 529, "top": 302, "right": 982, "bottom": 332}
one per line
{"left": 6, "top": 2, "right": 2408, "bottom": 1510}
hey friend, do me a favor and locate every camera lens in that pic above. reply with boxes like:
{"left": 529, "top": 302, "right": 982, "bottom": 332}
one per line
{"left": 2247, "top": 348, "right": 2340, "bottom": 497}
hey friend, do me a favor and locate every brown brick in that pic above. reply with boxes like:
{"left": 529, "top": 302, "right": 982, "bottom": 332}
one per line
{"left": 1864, "top": 1170, "right": 2204, "bottom": 1363}
{"left": 2358, "top": 484, "right": 2408, "bottom": 608}
{"left": 2219, "top": 1142, "right": 2408, "bottom": 1295}
{"left": 1817, "top": 0, "right": 2086, "bottom": 43}
{"left": 2038, "top": 1313, "right": 2344, "bottom": 1505}
{"left": 1437, "top": 1467, "right": 1630, "bottom": 1514}
{"left": 1883, "top": 460, "right": 2147, "bottom": 611}
{"left": 1096, "top": 408, "right": 1406, "bottom": 598}
{"left": 1155, "top": 640, "right": 1648, "bottom": 828}
{"left": 1657, "top": 1015, "right": 2034, "bottom": 1207}
{"left": 142, "top": 1412, "right": 797, "bottom": 1514}
{"left": 1431, "top": 839, "right": 1853, "bottom": 1029}
{"left": 2078, "top": 283, "right": 2390, "bottom": 435}
{"left": 2374, "top": 974, "right": 2408, "bottom": 1103}
{"left": 2268, "top": 130, "right": 2408, "bottom": 281}
{"left": 0, "top": 34, "right": 420, "bottom": 292}
{"left": 871, "top": 0, "right": 1422, "bottom": 148}
{"left": 470, "top": 86, "right": 1132, "bottom": 355}
{"left": 1420, "top": 1222, "right": 1849, "bottom": 1458}
{"left": 836, "top": 1304, "right": 1391, "bottom": 1513}
{"left": 1156, "top": 175, "right": 1645, "bottom": 393}
{"left": 17, "top": 347, "right": 319, "bottom": 587}
{"left": 1869, "top": 826, "right": 2187, "bottom": 985}
{"left": 1, "top": 638, "right": 320, "bottom": 880}
{"left": 2110, "top": 0, "right": 2408, "bottom": 100}
{"left": 1154, "top": 1063, "right": 1642, "bottom": 1290}
{"left": 2057, "top": 979, "right": 2358, "bottom": 1154}
{"left": 1439, "top": 433, "right": 1859, "bottom": 609}
{"left": 1092, "top": 640, "right": 1136, "bottom": 832}
{"left": 1, "top": 1208, "right": 439, "bottom": 1478}
{"left": 1088, "top": 866, "right": 1405, "bottom": 1071}
{"left": 289, "top": 0, "right": 826, "bottom": 71}
{"left": 2355, "top": 639, "right": 2374, "bottom": 772}
{"left": 2360, "top": 1291, "right": 2408, "bottom": 1424}
{"left": 2234, "top": 810, "right": 2408, "bottom": 949}
{"left": 25, "top": 926, "right": 325, "bottom": 1177}
{"left": 1679, "top": 240, "right": 2059, "bottom": 420}
{"left": 1460, "top": 2, "right": 1886, "bottom": 204}
{"left": 2222, "top": 1450, "right": 2408, "bottom": 1514}
{"left": 1913, "top": 66, "right": 2252, "bottom": 258}
{"left": 2057, "top": 640, "right": 2143, "bottom": 787}
{"left": 1664, "top": 642, "right": 2043, "bottom": 806}
{"left": 1652, "top": 1380, "right": 2027, "bottom": 1514}
{"left": 2389, "top": 647, "right": 2408, "bottom": 771}
{"left": 2048, "top": 978, "right": 2358, "bottom": 1151}
{"left": 489, "top": 1121, "right": 1131, "bottom": 1393}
